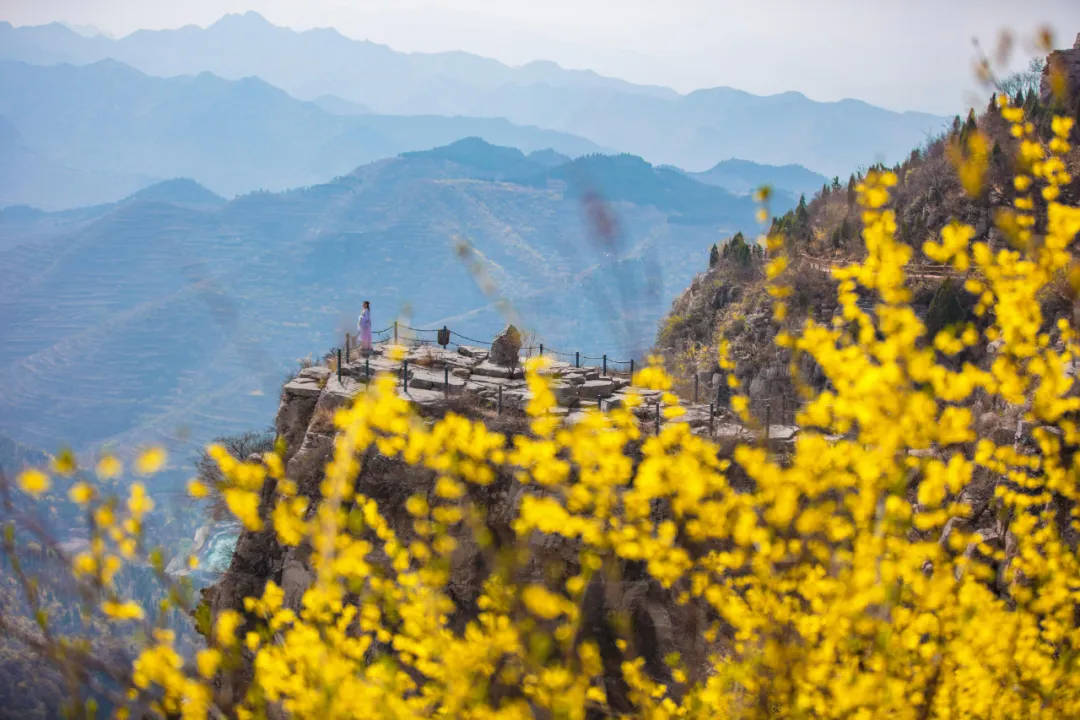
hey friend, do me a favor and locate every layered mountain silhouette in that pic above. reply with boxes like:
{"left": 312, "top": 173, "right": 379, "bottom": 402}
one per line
{"left": 0, "top": 138, "right": 762, "bottom": 456}
{"left": 0, "top": 12, "right": 947, "bottom": 176}
{"left": 687, "top": 158, "right": 829, "bottom": 198}
{"left": 0, "top": 58, "right": 606, "bottom": 209}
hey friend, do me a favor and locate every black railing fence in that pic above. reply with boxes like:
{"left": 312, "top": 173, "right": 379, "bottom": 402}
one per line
{"left": 331, "top": 323, "right": 808, "bottom": 439}
{"left": 344, "top": 321, "right": 638, "bottom": 375}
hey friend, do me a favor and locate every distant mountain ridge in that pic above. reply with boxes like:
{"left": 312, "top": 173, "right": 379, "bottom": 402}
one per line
{"left": 0, "top": 58, "right": 606, "bottom": 209}
{"left": 687, "top": 158, "right": 829, "bottom": 198}
{"left": 0, "top": 12, "right": 948, "bottom": 176}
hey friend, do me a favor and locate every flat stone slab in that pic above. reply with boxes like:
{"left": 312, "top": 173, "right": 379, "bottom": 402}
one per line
{"left": 601, "top": 397, "right": 624, "bottom": 412}
{"left": 550, "top": 381, "right": 579, "bottom": 405}
{"left": 457, "top": 345, "right": 488, "bottom": 360}
{"left": 472, "top": 360, "right": 520, "bottom": 379}
{"left": 323, "top": 375, "right": 368, "bottom": 399}
{"left": 499, "top": 389, "right": 532, "bottom": 410}
{"left": 407, "top": 366, "right": 466, "bottom": 393}
{"left": 537, "top": 361, "right": 574, "bottom": 376}
{"left": 466, "top": 374, "right": 520, "bottom": 387}
{"left": 712, "top": 424, "right": 755, "bottom": 442}
{"left": 283, "top": 377, "right": 323, "bottom": 398}
{"left": 764, "top": 425, "right": 799, "bottom": 442}
{"left": 397, "top": 387, "right": 449, "bottom": 406}
{"left": 613, "top": 385, "right": 660, "bottom": 397}
{"left": 345, "top": 356, "right": 398, "bottom": 377}
{"left": 565, "top": 410, "right": 589, "bottom": 425}
{"left": 298, "top": 366, "right": 331, "bottom": 381}
{"left": 463, "top": 381, "right": 498, "bottom": 396}
{"left": 417, "top": 347, "right": 481, "bottom": 370}
{"left": 579, "top": 379, "right": 616, "bottom": 400}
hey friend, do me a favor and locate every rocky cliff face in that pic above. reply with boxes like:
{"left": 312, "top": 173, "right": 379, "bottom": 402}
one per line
{"left": 1041, "top": 33, "right": 1080, "bottom": 108}
{"left": 656, "top": 254, "right": 840, "bottom": 425}
{"left": 198, "top": 346, "right": 714, "bottom": 709}
{"left": 660, "top": 37, "right": 1080, "bottom": 424}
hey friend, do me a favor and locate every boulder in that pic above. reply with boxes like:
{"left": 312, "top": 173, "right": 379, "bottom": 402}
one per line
{"left": 1041, "top": 35, "right": 1080, "bottom": 106}
{"left": 489, "top": 324, "right": 522, "bottom": 367}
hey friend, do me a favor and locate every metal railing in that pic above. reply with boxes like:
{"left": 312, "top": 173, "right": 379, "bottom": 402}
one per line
{"left": 342, "top": 321, "right": 639, "bottom": 376}
{"left": 329, "top": 323, "right": 810, "bottom": 440}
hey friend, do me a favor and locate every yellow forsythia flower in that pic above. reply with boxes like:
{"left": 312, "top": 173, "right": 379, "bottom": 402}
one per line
{"left": 134, "top": 446, "right": 166, "bottom": 475}
{"left": 16, "top": 468, "right": 50, "bottom": 496}
{"left": 102, "top": 600, "right": 144, "bottom": 621}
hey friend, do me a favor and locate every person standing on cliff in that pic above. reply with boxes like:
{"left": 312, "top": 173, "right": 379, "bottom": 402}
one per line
{"left": 357, "top": 301, "right": 372, "bottom": 355}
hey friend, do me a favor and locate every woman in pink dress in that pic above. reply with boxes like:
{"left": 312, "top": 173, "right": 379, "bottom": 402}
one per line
{"left": 357, "top": 300, "right": 372, "bottom": 354}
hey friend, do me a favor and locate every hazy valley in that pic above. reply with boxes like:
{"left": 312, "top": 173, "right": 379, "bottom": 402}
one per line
{"left": 0, "top": 138, "right": 764, "bottom": 459}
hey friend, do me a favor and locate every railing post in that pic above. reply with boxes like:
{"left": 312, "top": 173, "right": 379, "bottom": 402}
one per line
{"left": 403, "top": 359, "right": 409, "bottom": 390}
{"left": 365, "top": 355, "right": 370, "bottom": 385}
{"left": 709, "top": 402, "right": 714, "bottom": 435}
{"left": 694, "top": 374, "right": 699, "bottom": 404}
{"left": 394, "top": 320, "right": 398, "bottom": 344}
{"left": 539, "top": 343, "right": 543, "bottom": 357}
{"left": 444, "top": 366, "right": 449, "bottom": 396}
{"left": 765, "top": 402, "right": 771, "bottom": 443}
{"left": 345, "top": 333, "right": 350, "bottom": 362}
{"left": 655, "top": 402, "right": 661, "bottom": 435}
{"left": 603, "top": 354, "right": 607, "bottom": 376}
{"left": 630, "top": 359, "right": 634, "bottom": 377}
{"left": 498, "top": 385, "right": 503, "bottom": 415}
{"left": 337, "top": 349, "right": 342, "bottom": 383}
{"left": 575, "top": 351, "right": 580, "bottom": 368}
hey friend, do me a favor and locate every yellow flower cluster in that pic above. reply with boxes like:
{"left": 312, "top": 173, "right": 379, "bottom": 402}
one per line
{"left": 12, "top": 102, "right": 1080, "bottom": 719}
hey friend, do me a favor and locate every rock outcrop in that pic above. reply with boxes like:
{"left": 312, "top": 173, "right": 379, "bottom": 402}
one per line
{"left": 198, "top": 340, "right": 802, "bottom": 709}
{"left": 1041, "top": 33, "right": 1080, "bottom": 106}
{"left": 489, "top": 324, "right": 522, "bottom": 366}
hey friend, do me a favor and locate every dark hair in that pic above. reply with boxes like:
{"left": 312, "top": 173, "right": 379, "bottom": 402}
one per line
{"left": 362, "top": 300, "right": 370, "bottom": 308}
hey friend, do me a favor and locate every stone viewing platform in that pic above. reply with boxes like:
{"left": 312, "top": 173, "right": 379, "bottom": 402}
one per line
{"left": 282, "top": 338, "right": 799, "bottom": 448}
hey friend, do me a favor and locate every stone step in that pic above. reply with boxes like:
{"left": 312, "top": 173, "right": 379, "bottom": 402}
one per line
{"left": 406, "top": 366, "right": 467, "bottom": 393}
{"left": 579, "top": 378, "right": 616, "bottom": 400}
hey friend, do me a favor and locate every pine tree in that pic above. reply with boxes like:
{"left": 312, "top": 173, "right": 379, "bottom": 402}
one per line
{"left": 964, "top": 108, "right": 977, "bottom": 135}
{"left": 991, "top": 141, "right": 1004, "bottom": 167}
{"left": 796, "top": 194, "right": 810, "bottom": 229}
{"left": 722, "top": 232, "right": 752, "bottom": 267}
{"left": 709, "top": 243, "right": 720, "bottom": 267}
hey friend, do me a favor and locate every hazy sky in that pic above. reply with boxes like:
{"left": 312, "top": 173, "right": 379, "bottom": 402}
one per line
{"left": 3, "top": 0, "right": 1080, "bottom": 115}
